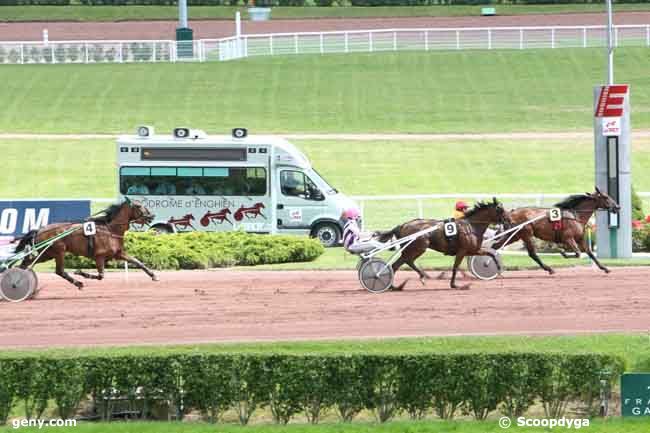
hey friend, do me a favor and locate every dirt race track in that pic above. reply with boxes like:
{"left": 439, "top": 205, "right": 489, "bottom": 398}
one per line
{"left": 1, "top": 266, "right": 649, "bottom": 348}
{"left": 2, "top": 12, "right": 650, "bottom": 41}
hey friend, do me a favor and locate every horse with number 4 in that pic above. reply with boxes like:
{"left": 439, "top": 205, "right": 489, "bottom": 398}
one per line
{"left": 373, "top": 198, "right": 511, "bottom": 290}
{"left": 492, "top": 187, "right": 620, "bottom": 274}
{"left": 14, "top": 199, "right": 158, "bottom": 290}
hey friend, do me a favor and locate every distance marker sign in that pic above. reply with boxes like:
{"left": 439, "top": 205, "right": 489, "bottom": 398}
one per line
{"left": 621, "top": 374, "right": 650, "bottom": 416}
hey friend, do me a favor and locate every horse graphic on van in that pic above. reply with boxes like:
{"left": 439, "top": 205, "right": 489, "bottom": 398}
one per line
{"left": 200, "top": 208, "right": 233, "bottom": 227}
{"left": 168, "top": 214, "right": 196, "bottom": 231}
{"left": 234, "top": 203, "right": 266, "bottom": 222}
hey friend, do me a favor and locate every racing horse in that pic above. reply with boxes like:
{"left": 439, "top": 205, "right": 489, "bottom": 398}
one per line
{"left": 15, "top": 200, "right": 156, "bottom": 289}
{"left": 492, "top": 187, "right": 619, "bottom": 274}
{"left": 376, "top": 199, "right": 510, "bottom": 289}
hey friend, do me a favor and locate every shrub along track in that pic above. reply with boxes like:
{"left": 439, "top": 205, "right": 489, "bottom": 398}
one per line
{"left": 1, "top": 266, "right": 649, "bottom": 348}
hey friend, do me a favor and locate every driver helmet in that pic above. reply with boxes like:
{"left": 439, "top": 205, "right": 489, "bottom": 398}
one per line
{"left": 455, "top": 201, "right": 469, "bottom": 211}
{"left": 343, "top": 208, "right": 360, "bottom": 220}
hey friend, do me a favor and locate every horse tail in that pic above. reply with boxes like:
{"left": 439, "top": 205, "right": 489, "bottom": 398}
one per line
{"left": 15, "top": 230, "right": 38, "bottom": 253}
{"left": 375, "top": 224, "right": 402, "bottom": 243}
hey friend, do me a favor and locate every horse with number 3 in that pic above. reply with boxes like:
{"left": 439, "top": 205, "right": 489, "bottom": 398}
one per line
{"left": 376, "top": 199, "right": 511, "bottom": 290}
{"left": 492, "top": 187, "right": 620, "bottom": 274}
{"left": 14, "top": 199, "right": 158, "bottom": 289}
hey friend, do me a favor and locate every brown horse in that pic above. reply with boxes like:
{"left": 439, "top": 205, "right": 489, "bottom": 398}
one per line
{"left": 376, "top": 199, "right": 510, "bottom": 289}
{"left": 492, "top": 187, "right": 619, "bottom": 274}
{"left": 15, "top": 200, "right": 157, "bottom": 289}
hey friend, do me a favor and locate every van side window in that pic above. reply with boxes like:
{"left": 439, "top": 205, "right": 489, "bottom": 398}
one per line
{"left": 120, "top": 166, "right": 267, "bottom": 196}
{"left": 280, "top": 171, "right": 323, "bottom": 201}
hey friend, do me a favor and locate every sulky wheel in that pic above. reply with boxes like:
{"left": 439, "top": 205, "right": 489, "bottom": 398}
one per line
{"left": 359, "top": 258, "right": 394, "bottom": 294}
{"left": 468, "top": 251, "right": 503, "bottom": 281}
{"left": 27, "top": 269, "right": 39, "bottom": 295}
{"left": 0, "top": 268, "right": 36, "bottom": 302}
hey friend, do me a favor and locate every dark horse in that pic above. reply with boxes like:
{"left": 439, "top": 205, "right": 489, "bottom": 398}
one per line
{"left": 492, "top": 187, "right": 619, "bottom": 274}
{"left": 376, "top": 199, "right": 511, "bottom": 289}
{"left": 15, "top": 200, "right": 157, "bottom": 289}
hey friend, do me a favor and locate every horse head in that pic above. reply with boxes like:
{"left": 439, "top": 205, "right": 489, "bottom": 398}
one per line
{"left": 186, "top": 214, "right": 195, "bottom": 220}
{"left": 591, "top": 186, "right": 620, "bottom": 213}
{"left": 465, "top": 198, "right": 511, "bottom": 227}
{"left": 128, "top": 200, "right": 154, "bottom": 225}
{"left": 256, "top": 203, "right": 265, "bottom": 209}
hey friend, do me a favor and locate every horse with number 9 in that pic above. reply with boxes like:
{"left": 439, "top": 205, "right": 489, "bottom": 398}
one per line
{"left": 375, "top": 198, "right": 511, "bottom": 290}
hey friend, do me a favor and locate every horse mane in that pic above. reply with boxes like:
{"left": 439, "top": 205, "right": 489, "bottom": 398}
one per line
{"left": 90, "top": 202, "right": 125, "bottom": 223}
{"left": 464, "top": 200, "right": 499, "bottom": 218}
{"left": 553, "top": 194, "right": 592, "bottom": 209}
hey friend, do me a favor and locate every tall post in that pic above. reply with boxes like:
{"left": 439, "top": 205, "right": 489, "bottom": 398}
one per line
{"left": 594, "top": 85, "right": 631, "bottom": 258}
{"left": 606, "top": 0, "right": 614, "bottom": 84}
{"left": 235, "top": 11, "right": 242, "bottom": 58}
{"left": 176, "top": 0, "right": 193, "bottom": 59}
{"left": 179, "top": 0, "right": 188, "bottom": 29}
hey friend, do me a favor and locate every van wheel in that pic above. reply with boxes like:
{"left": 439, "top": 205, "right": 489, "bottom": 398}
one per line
{"left": 312, "top": 222, "right": 341, "bottom": 248}
{"left": 150, "top": 225, "right": 173, "bottom": 235}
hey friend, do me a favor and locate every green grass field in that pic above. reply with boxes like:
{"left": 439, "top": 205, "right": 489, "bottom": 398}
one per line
{"left": 3, "top": 418, "right": 650, "bottom": 433}
{"left": 1, "top": 48, "right": 649, "bottom": 134}
{"left": 3, "top": 136, "right": 650, "bottom": 227}
{"left": 3, "top": 333, "right": 650, "bottom": 368}
{"left": 2, "top": 4, "right": 650, "bottom": 21}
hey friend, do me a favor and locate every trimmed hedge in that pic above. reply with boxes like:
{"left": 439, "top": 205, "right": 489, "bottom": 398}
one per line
{"left": 64, "top": 231, "right": 324, "bottom": 270}
{"left": 0, "top": 353, "right": 624, "bottom": 425}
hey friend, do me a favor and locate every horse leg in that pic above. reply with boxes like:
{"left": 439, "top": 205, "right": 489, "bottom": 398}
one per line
{"left": 75, "top": 256, "right": 105, "bottom": 280}
{"left": 562, "top": 238, "right": 581, "bottom": 259}
{"left": 55, "top": 251, "right": 84, "bottom": 289}
{"left": 523, "top": 237, "right": 555, "bottom": 274}
{"left": 450, "top": 254, "right": 468, "bottom": 290}
{"left": 405, "top": 260, "right": 430, "bottom": 285}
{"left": 117, "top": 253, "right": 158, "bottom": 281}
{"left": 578, "top": 237, "right": 610, "bottom": 274}
{"left": 390, "top": 256, "right": 408, "bottom": 291}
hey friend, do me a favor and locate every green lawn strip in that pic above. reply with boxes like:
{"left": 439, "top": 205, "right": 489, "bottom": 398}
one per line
{"left": 1, "top": 333, "right": 649, "bottom": 366}
{"left": 3, "top": 418, "right": 650, "bottom": 433}
{"left": 235, "top": 247, "right": 650, "bottom": 270}
{"left": 3, "top": 4, "right": 650, "bottom": 22}
{"left": 1, "top": 48, "right": 649, "bottom": 133}
{"left": 3, "top": 137, "right": 650, "bottom": 200}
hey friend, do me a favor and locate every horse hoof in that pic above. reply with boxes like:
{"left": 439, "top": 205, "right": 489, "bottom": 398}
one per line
{"left": 75, "top": 282, "right": 84, "bottom": 290}
{"left": 548, "top": 269, "right": 555, "bottom": 275}
{"left": 152, "top": 275, "right": 159, "bottom": 282}
{"left": 604, "top": 268, "right": 611, "bottom": 274}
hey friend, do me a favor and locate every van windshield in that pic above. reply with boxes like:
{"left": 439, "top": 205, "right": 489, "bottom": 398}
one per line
{"left": 310, "top": 169, "right": 338, "bottom": 194}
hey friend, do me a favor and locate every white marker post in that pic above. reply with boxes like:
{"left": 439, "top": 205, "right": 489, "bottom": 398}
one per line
{"left": 235, "top": 11, "right": 242, "bottom": 58}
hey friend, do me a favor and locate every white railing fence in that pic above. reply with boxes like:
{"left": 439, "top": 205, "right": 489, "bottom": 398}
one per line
{"left": 1, "top": 24, "right": 649, "bottom": 65}
{"left": 355, "top": 192, "right": 650, "bottom": 229}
